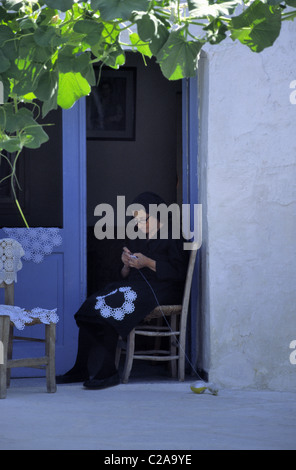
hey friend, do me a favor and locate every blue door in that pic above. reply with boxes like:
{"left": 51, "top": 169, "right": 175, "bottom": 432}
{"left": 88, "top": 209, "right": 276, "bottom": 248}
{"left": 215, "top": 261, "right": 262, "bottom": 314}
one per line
{"left": 0, "top": 71, "right": 200, "bottom": 378}
{"left": 182, "top": 75, "right": 200, "bottom": 371}
{"left": 0, "top": 99, "right": 87, "bottom": 376}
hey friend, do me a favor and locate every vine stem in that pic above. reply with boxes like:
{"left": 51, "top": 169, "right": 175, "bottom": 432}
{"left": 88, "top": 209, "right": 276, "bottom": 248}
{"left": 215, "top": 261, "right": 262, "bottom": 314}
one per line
{"left": 281, "top": 10, "right": 296, "bottom": 21}
{"left": 10, "top": 148, "right": 30, "bottom": 228}
{"left": 15, "top": 198, "right": 29, "bottom": 228}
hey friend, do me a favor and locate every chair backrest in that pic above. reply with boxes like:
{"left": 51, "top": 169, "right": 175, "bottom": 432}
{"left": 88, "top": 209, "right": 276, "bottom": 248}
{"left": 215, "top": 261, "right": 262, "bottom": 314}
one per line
{"left": 0, "top": 282, "right": 14, "bottom": 306}
{"left": 0, "top": 238, "right": 22, "bottom": 307}
{"left": 179, "top": 245, "right": 198, "bottom": 333}
{"left": 0, "top": 238, "right": 24, "bottom": 286}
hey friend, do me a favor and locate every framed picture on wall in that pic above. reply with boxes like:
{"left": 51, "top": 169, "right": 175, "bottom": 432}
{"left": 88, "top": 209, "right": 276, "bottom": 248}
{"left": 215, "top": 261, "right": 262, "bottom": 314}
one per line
{"left": 86, "top": 67, "right": 136, "bottom": 141}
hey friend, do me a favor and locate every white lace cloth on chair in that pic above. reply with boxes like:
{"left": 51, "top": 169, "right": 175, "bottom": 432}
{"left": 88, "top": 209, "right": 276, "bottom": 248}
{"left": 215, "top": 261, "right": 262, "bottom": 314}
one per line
{"left": 2, "top": 228, "right": 62, "bottom": 263}
{"left": 0, "top": 238, "right": 25, "bottom": 284}
{"left": 0, "top": 305, "right": 59, "bottom": 330}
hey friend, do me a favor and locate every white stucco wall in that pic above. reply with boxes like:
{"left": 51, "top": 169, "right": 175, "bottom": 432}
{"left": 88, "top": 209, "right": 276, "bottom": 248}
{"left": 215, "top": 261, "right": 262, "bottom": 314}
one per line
{"left": 199, "top": 22, "right": 296, "bottom": 390}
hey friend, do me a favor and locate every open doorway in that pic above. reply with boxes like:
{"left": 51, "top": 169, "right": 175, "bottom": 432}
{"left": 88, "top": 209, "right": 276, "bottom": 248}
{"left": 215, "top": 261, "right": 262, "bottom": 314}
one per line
{"left": 86, "top": 52, "right": 182, "bottom": 297}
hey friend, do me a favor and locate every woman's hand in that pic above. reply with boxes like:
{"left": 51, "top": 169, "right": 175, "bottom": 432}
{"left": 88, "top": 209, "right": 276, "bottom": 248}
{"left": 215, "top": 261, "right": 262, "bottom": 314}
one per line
{"left": 128, "top": 252, "right": 156, "bottom": 272}
{"left": 121, "top": 247, "right": 131, "bottom": 278}
{"left": 121, "top": 247, "right": 131, "bottom": 267}
{"left": 121, "top": 247, "right": 156, "bottom": 274}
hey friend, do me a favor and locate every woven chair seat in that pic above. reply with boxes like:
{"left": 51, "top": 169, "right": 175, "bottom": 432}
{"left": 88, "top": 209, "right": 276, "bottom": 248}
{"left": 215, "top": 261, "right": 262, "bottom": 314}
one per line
{"left": 144, "top": 305, "right": 182, "bottom": 322}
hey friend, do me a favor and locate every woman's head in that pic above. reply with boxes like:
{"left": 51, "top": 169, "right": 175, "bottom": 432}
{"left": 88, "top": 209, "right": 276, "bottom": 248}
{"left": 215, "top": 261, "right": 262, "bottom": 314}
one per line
{"left": 131, "top": 192, "right": 166, "bottom": 235}
{"left": 132, "top": 192, "right": 165, "bottom": 216}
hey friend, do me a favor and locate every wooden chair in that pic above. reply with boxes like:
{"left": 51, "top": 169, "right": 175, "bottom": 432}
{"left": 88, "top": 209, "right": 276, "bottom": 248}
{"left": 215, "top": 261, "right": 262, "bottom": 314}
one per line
{"left": 0, "top": 240, "right": 57, "bottom": 399}
{"left": 119, "top": 245, "right": 198, "bottom": 383}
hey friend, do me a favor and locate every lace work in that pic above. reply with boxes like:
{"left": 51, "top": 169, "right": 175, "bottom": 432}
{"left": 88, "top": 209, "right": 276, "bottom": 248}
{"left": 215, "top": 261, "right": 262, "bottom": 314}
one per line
{"left": 0, "top": 238, "right": 25, "bottom": 284}
{"left": 2, "top": 228, "right": 62, "bottom": 263}
{"left": 95, "top": 287, "right": 137, "bottom": 321}
{"left": 0, "top": 305, "right": 59, "bottom": 331}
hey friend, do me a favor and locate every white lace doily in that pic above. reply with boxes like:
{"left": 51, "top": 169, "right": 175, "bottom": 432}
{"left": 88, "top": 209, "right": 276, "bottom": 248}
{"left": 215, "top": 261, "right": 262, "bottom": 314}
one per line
{"left": 0, "top": 305, "right": 59, "bottom": 330}
{"left": 2, "top": 228, "right": 62, "bottom": 263}
{"left": 0, "top": 238, "right": 25, "bottom": 284}
{"left": 95, "top": 287, "right": 137, "bottom": 321}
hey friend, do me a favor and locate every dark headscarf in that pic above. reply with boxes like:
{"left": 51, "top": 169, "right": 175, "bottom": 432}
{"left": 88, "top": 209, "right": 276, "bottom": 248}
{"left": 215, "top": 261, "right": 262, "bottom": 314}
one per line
{"left": 131, "top": 192, "right": 166, "bottom": 219}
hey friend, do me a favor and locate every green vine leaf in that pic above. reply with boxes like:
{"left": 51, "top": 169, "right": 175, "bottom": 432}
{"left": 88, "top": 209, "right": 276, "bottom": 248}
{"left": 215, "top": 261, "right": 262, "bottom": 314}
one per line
{"left": 41, "top": 91, "right": 58, "bottom": 118}
{"left": 148, "top": 24, "right": 169, "bottom": 55}
{"left": 4, "top": 107, "right": 34, "bottom": 133}
{"left": 230, "top": 0, "right": 282, "bottom": 52}
{"left": 34, "top": 70, "right": 59, "bottom": 102}
{"left": 100, "top": 22, "right": 121, "bottom": 45}
{"left": 91, "top": 0, "right": 151, "bottom": 21}
{"left": 0, "top": 49, "right": 10, "bottom": 72}
{"left": 156, "top": 30, "right": 203, "bottom": 80}
{"left": 0, "top": 24, "right": 14, "bottom": 44}
{"left": 1, "top": 1, "right": 23, "bottom": 12}
{"left": 105, "top": 51, "right": 126, "bottom": 69}
{"left": 57, "top": 49, "right": 91, "bottom": 74}
{"left": 34, "top": 26, "right": 63, "bottom": 47}
{"left": 0, "top": 135, "right": 23, "bottom": 152}
{"left": 57, "top": 72, "right": 91, "bottom": 109}
{"left": 129, "top": 32, "right": 153, "bottom": 57}
{"left": 133, "top": 12, "right": 161, "bottom": 42}
{"left": 203, "top": 19, "right": 228, "bottom": 44}
{"left": 42, "top": 0, "right": 75, "bottom": 12}
{"left": 73, "top": 19, "right": 104, "bottom": 46}
{"left": 23, "top": 123, "right": 49, "bottom": 149}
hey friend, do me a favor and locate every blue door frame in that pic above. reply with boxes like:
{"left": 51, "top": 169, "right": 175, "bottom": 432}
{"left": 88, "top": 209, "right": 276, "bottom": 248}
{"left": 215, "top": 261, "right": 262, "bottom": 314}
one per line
{"left": 182, "top": 76, "right": 200, "bottom": 370}
{"left": 60, "top": 98, "right": 87, "bottom": 369}
{"left": 0, "top": 76, "right": 199, "bottom": 376}
{"left": 76, "top": 76, "right": 200, "bottom": 372}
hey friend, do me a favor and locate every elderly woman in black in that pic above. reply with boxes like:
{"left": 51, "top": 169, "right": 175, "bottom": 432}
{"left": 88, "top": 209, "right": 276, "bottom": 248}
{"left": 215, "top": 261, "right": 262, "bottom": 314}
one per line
{"left": 57, "top": 192, "right": 188, "bottom": 389}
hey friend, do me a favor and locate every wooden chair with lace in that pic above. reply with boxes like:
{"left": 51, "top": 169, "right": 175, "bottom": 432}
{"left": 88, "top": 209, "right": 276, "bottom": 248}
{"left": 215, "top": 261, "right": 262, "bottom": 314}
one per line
{"left": 117, "top": 244, "right": 198, "bottom": 383}
{"left": 0, "top": 238, "right": 57, "bottom": 399}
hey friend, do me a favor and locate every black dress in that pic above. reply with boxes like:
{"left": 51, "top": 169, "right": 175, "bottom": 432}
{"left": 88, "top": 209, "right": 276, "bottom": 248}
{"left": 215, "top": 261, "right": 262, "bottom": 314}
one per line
{"left": 75, "top": 233, "right": 188, "bottom": 339}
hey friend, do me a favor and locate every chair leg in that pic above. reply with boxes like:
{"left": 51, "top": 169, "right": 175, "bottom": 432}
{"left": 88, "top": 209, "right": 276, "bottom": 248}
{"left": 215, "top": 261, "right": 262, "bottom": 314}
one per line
{"left": 122, "top": 329, "right": 135, "bottom": 384}
{"left": 170, "top": 314, "right": 178, "bottom": 378}
{"left": 45, "top": 323, "right": 56, "bottom": 393}
{"left": 178, "top": 331, "right": 186, "bottom": 382}
{"left": 178, "top": 355, "right": 185, "bottom": 381}
{"left": 0, "top": 316, "right": 11, "bottom": 399}
{"left": 154, "top": 317, "right": 162, "bottom": 351}
{"left": 6, "top": 323, "right": 13, "bottom": 388}
{"left": 115, "top": 337, "right": 122, "bottom": 370}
